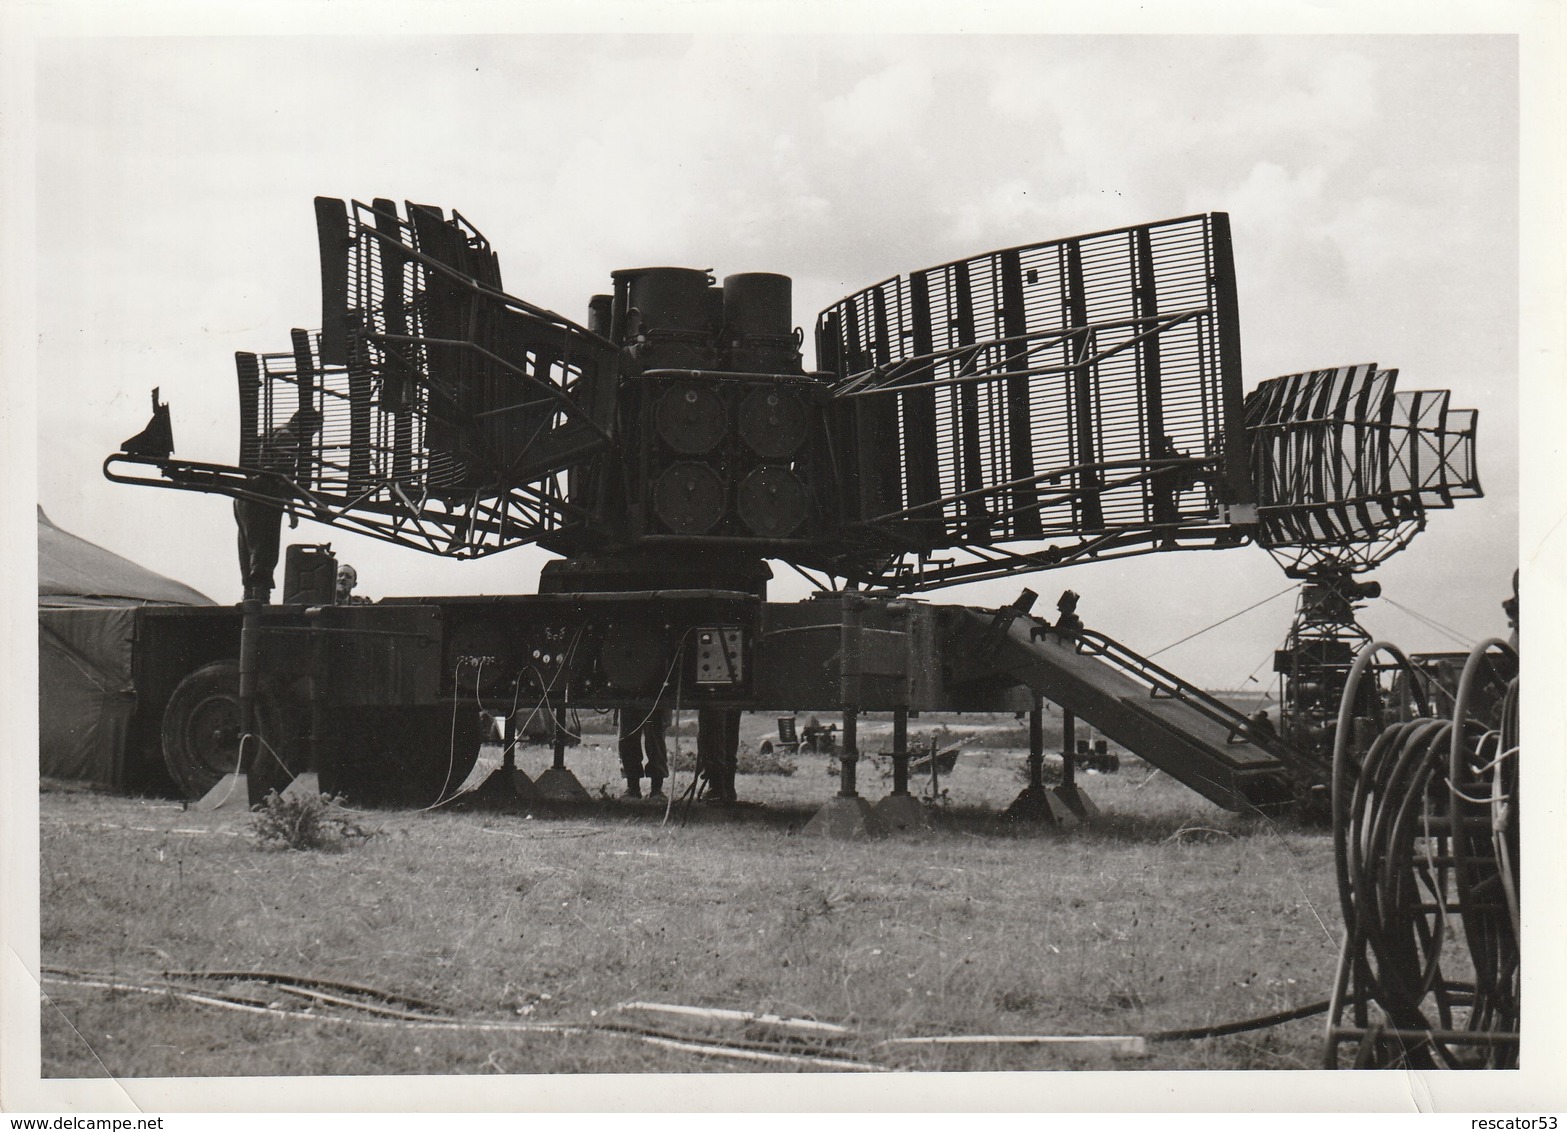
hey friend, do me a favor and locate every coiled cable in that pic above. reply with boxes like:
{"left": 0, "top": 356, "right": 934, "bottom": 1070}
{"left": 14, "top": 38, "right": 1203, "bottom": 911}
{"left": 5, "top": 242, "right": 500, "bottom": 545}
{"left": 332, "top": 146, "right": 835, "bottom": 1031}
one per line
{"left": 1324, "top": 638, "right": 1519, "bottom": 1069}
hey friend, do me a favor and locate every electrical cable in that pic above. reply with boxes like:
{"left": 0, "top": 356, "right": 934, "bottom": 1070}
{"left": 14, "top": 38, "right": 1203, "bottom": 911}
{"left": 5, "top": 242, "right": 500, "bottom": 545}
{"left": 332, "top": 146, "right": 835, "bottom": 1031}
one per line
{"left": 406, "top": 660, "right": 471, "bottom": 814}
{"left": 45, "top": 962, "right": 1356, "bottom": 1071}
{"left": 1146, "top": 585, "right": 1296, "bottom": 659}
{"left": 458, "top": 624, "right": 696, "bottom": 810}
{"left": 554, "top": 623, "right": 590, "bottom": 744}
{"left": 41, "top": 968, "right": 881, "bottom": 1071}
{"left": 1325, "top": 637, "right": 1519, "bottom": 1069}
{"left": 1379, "top": 597, "right": 1475, "bottom": 649}
{"left": 507, "top": 681, "right": 552, "bottom": 755}
{"left": 1234, "top": 649, "right": 1277, "bottom": 697}
{"left": 441, "top": 657, "right": 477, "bottom": 801}
{"left": 471, "top": 656, "right": 493, "bottom": 717}
{"left": 247, "top": 732, "right": 298, "bottom": 784}
{"left": 491, "top": 677, "right": 527, "bottom": 765}
{"left": 512, "top": 623, "right": 591, "bottom": 753}
{"left": 205, "top": 732, "right": 253, "bottom": 809}
{"left": 151, "top": 967, "right": 447, "bottom": 1013}
{"left": 625, "top": 631, "right": 693, "bottom": 736}
{"left": 662, "top": 641, "right": 688, "bottom": 826}
{"left": 1146, "top": 998, "right": 1332, "bottom": 1043}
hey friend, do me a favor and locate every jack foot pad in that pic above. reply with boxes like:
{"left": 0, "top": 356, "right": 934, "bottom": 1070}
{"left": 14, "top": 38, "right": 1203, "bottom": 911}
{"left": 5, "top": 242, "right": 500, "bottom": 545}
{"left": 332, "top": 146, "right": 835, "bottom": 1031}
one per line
{"left": 448, "top": 766, "right": 542, "bottom": 811}
{"left": 510, "top": 768, "right": 544, "bottom": 805}
{"left": 803, "top": 795, "right": 886, "bottom": 839}
{"left": 534, "top": 766, "right": 593, "bottom": 804}
{"left": 197, "top": 773, "right": 250, "bottom": 812}
{"left": 872, "top": 792, "right": 931, "bottom": 832}
{"left": 281, "top": 772, "right": 320, "bottom": 801}
{"left": 1053, "top": 784, "right": 1099, "bottom": 822}
{"left": 1004, "top": 785, "right": 1075, "bottom": 827}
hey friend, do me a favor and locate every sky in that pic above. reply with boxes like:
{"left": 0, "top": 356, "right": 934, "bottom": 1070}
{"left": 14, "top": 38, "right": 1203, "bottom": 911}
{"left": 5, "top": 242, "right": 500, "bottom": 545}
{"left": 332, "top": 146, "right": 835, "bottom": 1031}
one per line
{"left": 21, "top": 27, "right": 1525, "bottom": 691}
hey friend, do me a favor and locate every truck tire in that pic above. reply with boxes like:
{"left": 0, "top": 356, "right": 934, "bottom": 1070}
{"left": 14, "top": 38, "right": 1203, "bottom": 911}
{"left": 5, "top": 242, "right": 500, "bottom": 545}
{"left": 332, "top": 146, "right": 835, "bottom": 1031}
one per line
{"left": 160, "top": 660, "right": 296, "bottom": 801}
{"left": 319, "top": 704, "right": 483, "bottom": 808}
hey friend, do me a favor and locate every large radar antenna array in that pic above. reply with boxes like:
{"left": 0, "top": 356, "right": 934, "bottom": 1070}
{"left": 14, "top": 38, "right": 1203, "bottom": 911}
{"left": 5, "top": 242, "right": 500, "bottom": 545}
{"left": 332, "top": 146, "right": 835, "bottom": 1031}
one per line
{"left": 105, "top": 197, "right": 1484, "bottom": 767}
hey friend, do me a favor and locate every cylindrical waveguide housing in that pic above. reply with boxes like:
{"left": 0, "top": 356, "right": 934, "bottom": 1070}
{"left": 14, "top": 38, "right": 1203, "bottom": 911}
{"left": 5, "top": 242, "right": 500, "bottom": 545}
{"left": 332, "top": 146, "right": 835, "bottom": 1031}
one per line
{"left": 616, "top": 267, "right": 717, "bottom": 338}
{"left": 587, "top": 294, "right": 613, "bottom": 338}
{"left": 613, "top": 267, "right": 720, "bottom": 369}
{"left": 723, "top": 273, "right": 801, "bottom": 374}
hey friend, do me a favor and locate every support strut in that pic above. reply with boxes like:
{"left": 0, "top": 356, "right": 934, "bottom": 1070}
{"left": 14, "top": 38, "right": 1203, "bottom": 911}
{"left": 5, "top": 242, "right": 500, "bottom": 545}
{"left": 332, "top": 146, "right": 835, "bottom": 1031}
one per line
{"left": 1004, "top": 697, "right": 1071, "bottom": 825}
{"left": 534, "top": 701, "right": 591, "bottom": 803}
{"left": 464, "top": 705, "right": 542, "bottom": 809}
{"left": 1053, "top": 708, "right": 1098, "bottom": 822}
{"left": 805, "top": 596, "right": 884, "bottom": 839}
{"left": 873, "top": 706, "right": 930, "bottom": 831}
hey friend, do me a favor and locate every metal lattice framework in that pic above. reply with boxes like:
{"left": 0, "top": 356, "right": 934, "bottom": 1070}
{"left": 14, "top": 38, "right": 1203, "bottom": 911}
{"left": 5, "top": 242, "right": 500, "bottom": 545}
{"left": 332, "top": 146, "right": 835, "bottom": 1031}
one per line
{"left": 814, "top": 213, "right": 1255, "bottom": 591}
{"left": 227, "top": 326, "right": 601, "bottom": 557}
{"left": 103, "top": 199, "right": 1486, "bottom": 594}
{"left": 312, "top": 197, "right": 619, "bottom": 553}
{"left": 112, "top": 199, "right": 622, "bottom": 558}
{"left": 1244, "top": 364, "right": 1480, "bottom": 577}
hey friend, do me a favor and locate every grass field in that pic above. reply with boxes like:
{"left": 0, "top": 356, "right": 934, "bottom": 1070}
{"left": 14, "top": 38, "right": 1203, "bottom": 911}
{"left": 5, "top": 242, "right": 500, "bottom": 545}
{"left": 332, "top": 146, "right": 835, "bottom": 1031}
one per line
{"left": 38, "top": 712, "right": 1344, "bottom": 1079}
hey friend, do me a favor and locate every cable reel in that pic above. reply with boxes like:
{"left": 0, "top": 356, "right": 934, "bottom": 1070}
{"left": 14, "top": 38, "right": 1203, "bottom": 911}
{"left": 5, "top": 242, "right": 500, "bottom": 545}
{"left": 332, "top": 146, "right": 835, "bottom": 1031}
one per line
{"left": 1324, "top": 637, "right": 1519, "bottom": 1069}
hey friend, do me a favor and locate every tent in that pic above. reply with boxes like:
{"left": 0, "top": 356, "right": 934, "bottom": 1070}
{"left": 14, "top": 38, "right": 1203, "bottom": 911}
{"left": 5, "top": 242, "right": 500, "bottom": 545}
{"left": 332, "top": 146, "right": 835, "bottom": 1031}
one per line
{"left": 39, "top": 505, "right": 215, "bottom": 608}
{"left": 38, "top": 507, "right": 215, "bottom": 790}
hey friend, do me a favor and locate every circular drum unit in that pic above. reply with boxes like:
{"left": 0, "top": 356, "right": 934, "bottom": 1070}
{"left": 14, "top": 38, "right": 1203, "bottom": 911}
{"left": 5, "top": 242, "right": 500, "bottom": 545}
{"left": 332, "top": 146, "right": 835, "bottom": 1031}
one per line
{"left": 737, "top": 388, "right": 808, "bottom": 458}
{"left": 655, "top": 382, "right": 728, "bottom": 455}
{"left": 736, "top": 465, "right": 808, "bottom": 538}
{"left": 653, "top": 461, "right": 728, "bottom": 535}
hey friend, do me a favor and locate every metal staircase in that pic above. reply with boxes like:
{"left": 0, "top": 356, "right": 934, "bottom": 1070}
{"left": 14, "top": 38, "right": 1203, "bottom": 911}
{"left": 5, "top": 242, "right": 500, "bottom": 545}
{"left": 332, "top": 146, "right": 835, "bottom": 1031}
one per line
{"left": 945, "top": 607, "right": 1329, "bottom": 812}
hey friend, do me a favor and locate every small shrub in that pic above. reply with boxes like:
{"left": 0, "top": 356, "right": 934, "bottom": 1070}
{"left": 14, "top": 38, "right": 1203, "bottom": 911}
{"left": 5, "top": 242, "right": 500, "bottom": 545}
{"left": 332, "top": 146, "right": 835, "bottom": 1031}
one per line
{"left": 741, "top": 747, "right": 797, "bottom": 776}
{"left": 668, "top": 746, "right": 796, "bottom": 777}
{"left": 250, "top": 790, "right": 377, "bottom": 852}
{"left": 1013, "top": 758, "right": 1065, "bottom": 787}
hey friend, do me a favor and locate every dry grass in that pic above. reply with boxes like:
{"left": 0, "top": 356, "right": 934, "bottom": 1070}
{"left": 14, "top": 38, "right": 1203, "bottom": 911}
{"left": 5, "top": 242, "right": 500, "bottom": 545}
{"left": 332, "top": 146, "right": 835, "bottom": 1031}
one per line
{"left": 39, "top": 716, "right": 1343, "bottom": 1078}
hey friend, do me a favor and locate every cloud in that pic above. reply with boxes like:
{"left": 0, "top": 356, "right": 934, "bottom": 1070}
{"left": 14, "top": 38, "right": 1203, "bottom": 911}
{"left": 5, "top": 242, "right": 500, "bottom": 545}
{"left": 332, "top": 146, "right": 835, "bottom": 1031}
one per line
{"left": 820, "top": 57, "right": 936, "bottom": 150}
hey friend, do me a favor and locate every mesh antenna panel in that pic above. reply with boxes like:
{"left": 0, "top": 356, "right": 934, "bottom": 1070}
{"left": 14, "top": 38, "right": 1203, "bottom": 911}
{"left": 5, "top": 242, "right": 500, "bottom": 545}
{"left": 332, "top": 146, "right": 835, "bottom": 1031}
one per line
{"left": 1244, "top": 363, "right": 1480, "bottom": 576}
{"left": 813, "top": 213, "right": 1255, "bottom": 590}
{"left": 234, "top": 198, "right": 619, "bottom": 556}
{"left": 105, "top": 199, "right": 1483, "bottom": 591}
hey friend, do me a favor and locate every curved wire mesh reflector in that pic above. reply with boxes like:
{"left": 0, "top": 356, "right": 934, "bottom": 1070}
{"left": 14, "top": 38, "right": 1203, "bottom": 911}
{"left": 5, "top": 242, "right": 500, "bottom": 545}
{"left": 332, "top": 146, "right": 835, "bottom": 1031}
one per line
{"left": 1244, "top": 364, "right": 1481, "bottom": 577}
{"left": 812, "top": 213, "right": 1251, "bottom": 590}
{"left": 224, "top": 198, "right": 621, "bottom": 558}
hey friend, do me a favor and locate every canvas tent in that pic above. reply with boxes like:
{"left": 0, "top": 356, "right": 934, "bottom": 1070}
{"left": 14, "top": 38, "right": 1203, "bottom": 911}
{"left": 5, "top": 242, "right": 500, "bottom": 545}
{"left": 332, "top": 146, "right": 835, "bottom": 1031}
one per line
{"left": 38, "top": 506, "right": 216, "bottom": 790}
